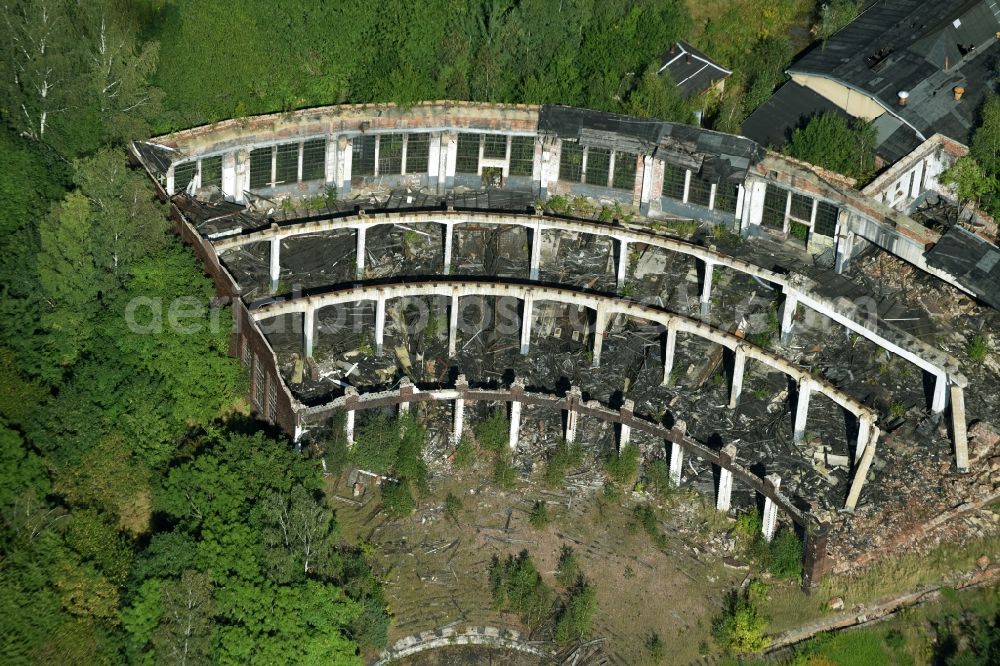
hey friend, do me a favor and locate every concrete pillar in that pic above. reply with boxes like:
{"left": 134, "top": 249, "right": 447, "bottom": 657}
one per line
{"left": 639, "top": 155, "right": 654, "bottom": 216}
{"left": 662, "top": 320, "right": 678, "bottom": 386}
{"left": 809, "top": 198, "right": 818, "bottom": 231}
{"left": 741, "top": 179, "right": 766, "bottom": 234}
{"left": 729, "top": 348, "right": 747, "bottom": 409}
{"left": 541, "top": 140, "right": 556, "bottom": 195}
{"left": 269, "top": 146, "right": 277, "bottom": 188}
{"left": 616, "top": 238, "right": 629, "bottom": 292}
{"left": 793, "top": 380, "right": 812, "bottom": 443}
{"left": 453, "top": 374, "right": 468, "bottom": 446}
{"left": 448, "top": 294, "right": 459, "bottom": 357}
{"left": 222, "top": 152, "right": 237, "bottom": 199}
{"left": 565, "top": 386, "right": 581, "bottom": 444}
{"left": 931, "top": 372, "right": 948, "bottom": 414}
{"left": 529, "top": 223, "right": 542, "bottom": 281}
{"left": 708, "top": 183, "right": 717, "bottom": 211}
{"left": 374, "top": 295, "right": 386, "bottom": 355}
{"left": 355, "top": 226, "right": 366, "bottom": 280}
{"left": 682, "top": 169, "right": 692, "bottom": 204}
{"left": 951, "top": 384, "right": 969, "bottom": 472}
{"left": 428, "top": 132, "right": 441, "bottom": 188}
{"left": 735, "top": 183, "right": 746, "bottom": 223}
{"left": 443, "top": 222, "right": 454, "bottom": 275}
{"left": 270, "top": 238, "right": 281, "bottom": 292}
{"left": 443, "top": 131, "right": 457, "bottom": 188}
{"left": 324, "top": 137, "right": 337, "bottom": 184}
{"left": 619, "top": 399, "right": 634, "bottom": 451}
{"left": 166, "top": 165, "right": 175, "bottom": 196}
{"left": 592, "top": 304, "right": 608, "bottom": 368}
{"left": 509, "top": 378, "right": 524, "bottom": 451}
{"left": 700, "top": 260, "right": 714, "bottom": 315}
{"left": 762, "top": 474, "right": 781, "bottom": 542}
{"left": 338, "top": 136, "right": 352, "bottom": 194}
{"left": 717, "top": 444, "right": 737, "bottom": 512}
{"left": 303, "top": 307, "right": 315, "bottom": 359}
{"left": 235, "top": 150, "right": 250, "bottom": 202}
{"left": 780, "top": 288, "right": 798, "bottom": 343}
{"left": 296, "top": 140, "right": 304, "bottom": 183}
{"left": 782, "top": 190, "right": 792, "bottom": 234}
{"left": 669, "top": 441, "right": 683, "bottom": 487}
{"left": 520, "top": 294, "right": 533, "bottom": 355}
{"left": 398, "top": 377, "right": 413, "bottom": 415}
{"left": 910, "top": 160, "right": 925, "bottom": 198}
{"left": 344, "top": 387, "right": 358, "bottom": 447}
{"left": 855, "top": 413, "right": 873, "bottom": 460}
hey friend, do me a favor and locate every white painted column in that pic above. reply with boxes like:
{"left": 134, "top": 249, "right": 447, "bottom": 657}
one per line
{"left": 520, "top": 294, "right": 533, "bottom": 355}
{"left": 700, "top": 260, "right": 714, "bottom": 315}
{"left": 444, "top": 132, "right": 457, "bottom": 186}
{"left": 619, "top": 399, "right": 634, "bottom": 450}
{"left": 374, "top": 295, "right": 386, "bottom": 355}
{"left": 809, "top": 198, "right": 818, "bottom": 231}
{"left": 443, "top": 222, "right": 454, "bottom": 275}
{"left": 708, "top": 183, "right": 718, "bottom": 211}
{"left": 270, "top": 146, "right": 277, "bottom": 188}
{"left": 835, "top": 229, "right": 855, "bottom": 274}
{"left": 682, "top": 169, "right": 692, "bottom": 203}
{"left": 428, "top": 132, "right": 441, "bottom": 186}
{"left": 729, "top": 348, "right": 747, "bottom": 409}
{"left": 565, "top": 387, "right": 580, "bottom": 444}
{"left": 222, "top": 152, "right": 237, "bottom": 199}
{"left": 166, "top": 165, "right": 175, "bottom": 195}
{"left": 780, "top": 288, "right": 798, "bottom": 343}
{"left": 509, "top": 400, "right": 522, "bottom": 451}
{"left": 616, "top": 238, "right": 629, "bottom": 292}
{"left": 951, "top": 384, "right": 969, "bottom": 472}
{"left": 793, "top": 379, "right": 812, "bottom": 443}
{"left": 592, "top": 304, "right": 608, "bottom": 368}
{"left": 735, "top": 183, "right": 746, "bottom": 222}
{"left": 639, "top": 155, "right": 654, "bottom": 215}
{"left": 762, "top": 474, "right": 781, "bottom": 542}
{"left": 344, "top": 386, "right": 358, "bottom": 447}
{"left": 448, "top": 295, "right": 459, "bottom": 357}
{"left": 909, "top": 161, "right": 925, "bottom": 198}
{"left": 606, "top": 151, "right": 616, "bottom": 188}
{"left": 782, "top": 190, "right": 792, "bottom": 234}
{"left": 355, "top": 226, "right": 366, "bottom": 280}
{"left": 931, "top": 372, "right": 948, "bottom": 414}
{"left": 716, "top": 444, "right": 737, "bottom": 512}
{"left": 324, "top": 137, "right": 337, "bottom": 184}
{"left": 741, "top": 179, "right": 766, "bottom": 234}
{"left": 529, "top": 222, "right": 542, "bottom": 280}
{"left": 662, "top": 320, "right": 678, "bottom": 386}
{"left": 270, "top": 238, "right": 281, "bottom": 292}
{"left": 855, "top": 413, "right": 873, "bottom": 460}
{"left": 339, "top": 136, "right": 352, "bottom": 192}
{"left": 669, "top": 441, "right": 683, "bottom": 487}
{"left": 453, "top": 375, "right": 468, "bottom": 447}
{"left": 303, "top": 307, "right": 315, "bottom": 359}
{"left": 235, "top": 149, "right": 251, "bottom": 202}
{"left": 297, "top": 141, "right": 304, "bottom": 183}
{"left": 400, "top": 135, "right": 408, "bottom": 175}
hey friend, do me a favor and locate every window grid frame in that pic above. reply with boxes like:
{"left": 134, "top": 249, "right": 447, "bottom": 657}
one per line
{"left": 584, "top": 148, "right": 611, "bottom": 187}
{"left": 687, "top": 177, "right": 713, "bottom": 208}
{"left": 249, "top": 148, "right": 272, "bottom": 190}
{"left": 814, "top": 201, "right": 839, "bottom": 237}
{"left": 612, "top": 152, "right": 637, "bottom": 190}
{"left": 662, "top": 163, "right": 686, "bottom": 200}
{"left": 714, "top": 183, "right": 739, "bottom": 213}
{"left": 508, "top": 136, "right": 534, "bottom": 177}
{"left": 301, "top": 139, "right": 326, "bottom": 182}
{"left": 275, "top": 142, "right": 299, "bottom": 185}
{"left": 173, "top": 161, "right": 197, "bottom": 192}
{"left": 455, "top": 133, "right": 480, "bottom": 174}
{"left": 761, "top": 184, "right": 788, "bottom": 229}
{"left": 559, "top": 142, "right": 584, "bottom": 182}
{"left": 352, "top": 135, "right": 376, "bottom": 177}
{"left": 482, "top": 134, "right": 507, "bottom": 160}
{"left": 405, "top": 133, "right": 430, "bottom": 174}
{"left": 200, "top": 156, "right": 222, "bottom": 189}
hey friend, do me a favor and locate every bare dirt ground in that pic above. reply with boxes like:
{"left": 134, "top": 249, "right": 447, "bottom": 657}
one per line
{"left": 330, "top": 458, "right": 745, "bottom": 665}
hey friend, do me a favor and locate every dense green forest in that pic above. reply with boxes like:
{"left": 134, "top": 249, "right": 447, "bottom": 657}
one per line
{"left": 0, "top": 0, "right": 870, "bottom": 662}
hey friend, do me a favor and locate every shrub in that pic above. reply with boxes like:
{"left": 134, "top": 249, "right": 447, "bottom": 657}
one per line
{"left": 967, "top": 334, "right": 989, "bottom": 362}
{"left": 489, "top": 551, "right": 553, "bottom": 628}
{"left": 554, "top": 580, "right": 597, "bottom": 644}
{"left": 544, "top": 439, "right": 584, "bottom": 487}
{"left": 646, "top": 458, "right": 675, "bottom": 499}
{"left": 647, "top": 632, "right": 666, "bottom": 662}
{"left": 555, "top": 545, "right": 580, "bottom": 588}
{"left": 528, "top": 501, "right": 549, "bottom": 529}
{"left": 381, "top": 480, "right": 415, "bottom": 518}
{"left": 476, "top": 409, "right": 509, "bottom": 453}
{"left": 444, "top": 492, "right": 463, "bottom": 522}
{"left": 492, "top": 453, "right": 517, "bottom": 489}
{"left": 453, "top": 434, "right": 475, "bottom": 468}
{"left": 713, "top": 588, "right": 770, "bottom": 654}
{"left": 605, "top": 444, "right": 640, "bottom": 487}
{"left": 767, "top": 528, "right": 803, "bottom": 581}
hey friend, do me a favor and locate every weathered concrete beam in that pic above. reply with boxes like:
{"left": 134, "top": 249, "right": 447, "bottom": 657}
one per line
{"left": 762, "top": 474, "right": 781, "bottom": 541}
{"left": 730, "top": 347, "right": 747, "bottom": 409}
{"left": 520, "top": 294, "right": 533, "bottom": 355}
{"left": 355, "top": 226, "right": 366, "bottom": 280}
{"left": 303, "top": 307, "right": 315, "bottom": 359}
{"left": 717, "top": 443, "right": 737, "bottom": 512}
{"left": 951, "top": 384, "right": 969, "bottom": 472}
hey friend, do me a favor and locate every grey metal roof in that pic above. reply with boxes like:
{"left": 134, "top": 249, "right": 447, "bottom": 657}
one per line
{"left": 657, "top": 41, "right": 732, "bottom": 99}
{"left": 925, "top": 225, "right": 1000, "bottom": 309}
{"left": 787, "top": 0, "right": 1000, "bottom": 143}
{"left": 539, "top": 105, "right": 765, "bottom": 183}
{"left": 741, "top": 81, "right": 852, "bottom": 149}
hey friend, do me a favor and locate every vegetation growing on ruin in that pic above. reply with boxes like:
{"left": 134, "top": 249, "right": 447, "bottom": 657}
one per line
{"left": 784, "top": 112, "right": 878, "bottom": 182}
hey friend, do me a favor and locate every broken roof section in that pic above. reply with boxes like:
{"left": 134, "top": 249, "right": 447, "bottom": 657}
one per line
{"left": 657, "top": 41, "right": 731, "bottom": 98}
{"left": 539, "top": 105, "right": 764, "bottom": 183}
{"left": 788, "top": 0, "right": 1000, "bottom": 145}
{"left": 925, "top": 225, "right": 1000, "bottom": 309}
